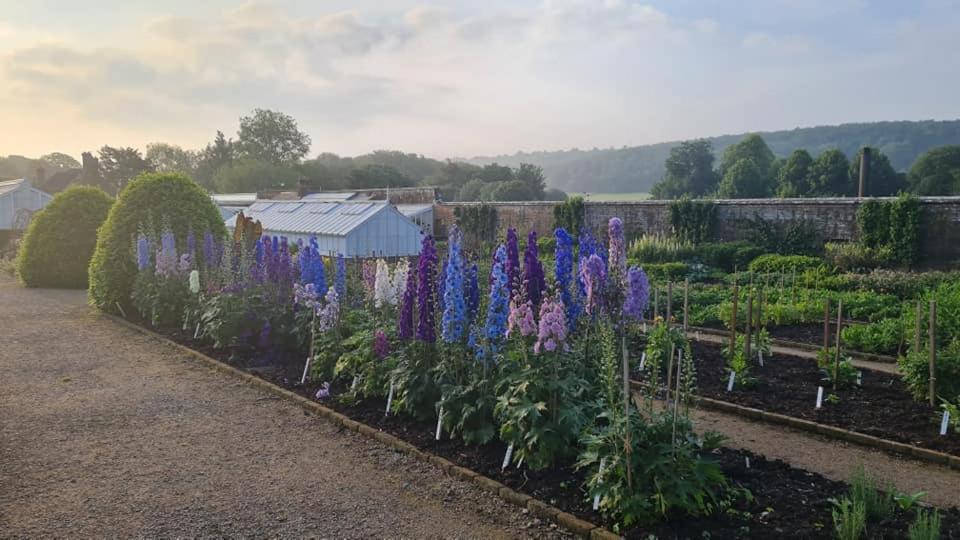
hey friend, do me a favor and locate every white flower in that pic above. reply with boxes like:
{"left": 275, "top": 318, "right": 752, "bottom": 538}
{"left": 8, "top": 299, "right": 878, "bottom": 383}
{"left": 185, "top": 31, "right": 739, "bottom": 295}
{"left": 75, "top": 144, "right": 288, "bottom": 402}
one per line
{"left": 373, "top": 259, "right": 395, "bottom": 308}
{"left": 188, "top": 270, "right": 201, "bottom": 294}
{"left": 391, "top": 258, "right": 410, "bottom": 304}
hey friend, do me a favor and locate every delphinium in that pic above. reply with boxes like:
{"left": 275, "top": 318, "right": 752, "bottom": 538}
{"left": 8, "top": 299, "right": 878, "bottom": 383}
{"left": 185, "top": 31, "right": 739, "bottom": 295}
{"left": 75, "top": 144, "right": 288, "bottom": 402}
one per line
{"left": 441, "top": 227, "right": 467, "bottom": 343}
{"left": 136, "top": 234, "right": 151, "bottom": 271}
{"left": 374, "top": 329, "right": 390, "bottom": 359}
{"left": 581, "top": 253, "right": 607, "bottom": 316}
{"left": 373, "top": 259, "right": 395, "bottom": 309}
{"left": 362, "top": 259, "right": 377, "bottom": 299}
{"left": 505, "top": 228, "right": 521, "bottom": 299}
{"left": 482, "top": 245, "right": 510, "bottom": 359}
{"left": 623, "top": 266, "right": 650, "bottom": 321}
{"left": 185, "top": 231, "right": 196, "bottom": 266}
{"left": 523, "top": 230, "right": 547, "bottom": 310}
{"left": 607, "top": 218, "right": 627, "bottom": 286}
{"left": 554, "top": 227, "right": 581, "bottom": 331}
{"left": 507, "top": 299, "right": 537, "bottom": 338}
{"left": 335, "top": 254, "right": 347, "bottom": 301}
{"left": 465, "top": 262, "right": 480, "bottom": 324}
{"left": 316, "top": 286, "right": 340, "bottom": 332}
{"left": 398, "top": 264, "right": 417, "bottom": 340}
{"left": 534, "top": 296, "right": 568, "bottom": 354}
{"left": 416, "top": 235, "right": 438, "bottom": 343}
{"left": 156, "top": 230, "right": 178, "bottom": 277}
{"left": 391, "top": 258, "right": 410, "bottom": 303}
{"left": 202, "top": 231, "right": 219, "bottom": 270}
{"left": 298, "top": 237, "right": 326, "bottom": 294}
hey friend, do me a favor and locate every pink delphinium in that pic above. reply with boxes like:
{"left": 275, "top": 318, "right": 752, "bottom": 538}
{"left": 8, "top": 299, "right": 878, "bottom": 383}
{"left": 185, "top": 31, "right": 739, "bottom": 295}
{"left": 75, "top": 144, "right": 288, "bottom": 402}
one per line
{"left": 507, "top": 299, "right": 537, "bottom": 337}
{"left": 534, "top": 297, "right": 568, "bottom": 354}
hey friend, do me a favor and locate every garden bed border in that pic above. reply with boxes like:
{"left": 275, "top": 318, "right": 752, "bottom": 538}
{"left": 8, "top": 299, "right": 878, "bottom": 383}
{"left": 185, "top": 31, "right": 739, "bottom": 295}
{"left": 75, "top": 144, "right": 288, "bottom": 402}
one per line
{"left": 690, "top": 325, "right": 898, "bottom": 365}
{"left": 104, "top": 312, "right": 620, "bottom": 540}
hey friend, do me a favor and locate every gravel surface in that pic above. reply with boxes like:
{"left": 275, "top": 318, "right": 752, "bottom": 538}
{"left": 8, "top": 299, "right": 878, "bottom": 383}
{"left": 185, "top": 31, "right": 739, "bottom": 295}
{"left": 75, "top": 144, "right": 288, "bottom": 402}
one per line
{"left": 0, "top": 277, "right": 570, "bottom": 539}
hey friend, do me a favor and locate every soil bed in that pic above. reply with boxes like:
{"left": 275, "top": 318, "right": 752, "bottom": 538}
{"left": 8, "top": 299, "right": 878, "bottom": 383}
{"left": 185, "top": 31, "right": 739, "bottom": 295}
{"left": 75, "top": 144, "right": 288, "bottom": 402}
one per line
{"left": 159, "top": 326, "right": 960, "bottom": 538}
{"left": 701, "top": 321, "right": 901, "bottom": 357}
{"left": 688, "top": 340, "right": 959, "bottom": 456}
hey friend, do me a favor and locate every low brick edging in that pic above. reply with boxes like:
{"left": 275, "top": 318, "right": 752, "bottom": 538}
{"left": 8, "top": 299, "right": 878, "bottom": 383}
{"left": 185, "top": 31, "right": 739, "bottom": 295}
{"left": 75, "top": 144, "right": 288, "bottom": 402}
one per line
{"left": 103, "top": 313, "right": 620, "bottom": 539}
{"left": 629, "top": 377, "right": 960, "bottom": 472}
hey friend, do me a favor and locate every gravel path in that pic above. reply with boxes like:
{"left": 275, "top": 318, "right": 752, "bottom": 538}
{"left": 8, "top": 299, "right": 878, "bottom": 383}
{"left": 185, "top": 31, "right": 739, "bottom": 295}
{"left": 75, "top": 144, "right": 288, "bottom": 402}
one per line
{"left": 0, "top": 277, "right": 569, "bottom": 539}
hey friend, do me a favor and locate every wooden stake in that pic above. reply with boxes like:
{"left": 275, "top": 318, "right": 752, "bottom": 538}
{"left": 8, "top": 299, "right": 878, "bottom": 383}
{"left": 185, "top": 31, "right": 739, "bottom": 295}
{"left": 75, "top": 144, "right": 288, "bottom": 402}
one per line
{"left": 622, "top": 334, "right": 630, "bottom": 418}
{"left": 671, "top": 352, "right": 682, "bottom": 455}
{"left": 730, "top": 283, "right": 739, "bottom": 356}
{"left": 683, "top": 278, "right": 690, "bottom": 332}
{"left": 833, "top": 300, "right": 843, "bottom": 391}
{"left": 915, "top": 300, "right": 922, "bottom": 353}
{"left": 930, "top": 300, "right": 937, "bottom": 406}
{"left": 756, "top": 287, "right": 764, "bottom": 349}
{"left": 654, "top": 286, "right": 659, "bottom": 320}
{"left": 666, "top": 343, "right": 675, "bottom": 402}
{"left": 666, "top": 281, "right": 673, "bottom": 324}
{"left": 745, "top": 294, "right": 753, "bottom": 362}
{"left": 823, "top": 298, "right": 831, "bottom": 353}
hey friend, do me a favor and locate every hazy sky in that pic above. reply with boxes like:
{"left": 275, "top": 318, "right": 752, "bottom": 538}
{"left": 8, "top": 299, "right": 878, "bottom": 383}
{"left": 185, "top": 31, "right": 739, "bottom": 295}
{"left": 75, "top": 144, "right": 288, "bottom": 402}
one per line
{"left": 1, "top": 0, "right": 958, "bottom": 160}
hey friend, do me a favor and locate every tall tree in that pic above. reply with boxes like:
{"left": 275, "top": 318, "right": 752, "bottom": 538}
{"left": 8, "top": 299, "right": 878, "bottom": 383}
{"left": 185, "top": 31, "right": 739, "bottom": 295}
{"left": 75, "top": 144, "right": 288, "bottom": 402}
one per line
{"left": 515, "top": 163, "right": 546, "bottom": 200}
{"left": 806, "top": 149, "right": 851, "bottom": 196}
{"left": 40, "top": 152, "right": 81, "bottom": 170}
{"left": 717, "top": 158, "right": 769, "bottom": 198}
{"left": 849, "top": 147, "right": 905, "bottom": 197}
{"left": 347, "top": 164, "right": 416, "bottom": 189}
{"left": 650, "top": 139, "right": 718, "bottom": 199}
{"left": 908, "top": 145, "right": 960, "bottom": 195}
{"left": 195, "top": 130, "right": 235, "bottom": 189}
{"left": 146, "top": 143, "right": 197, "bottom": 176}
{"left": 478, "top": 163, "right": 514, "bottom": 184}
{"left": 236, "top": 109, "right": 311, "bottom": 164}
{"left": 719, "top": 134, "right": 775, "bottom": 180}
{"left": 776, "top": 149, "right": 813, "bottom": 197}
{"left": 213, "top": 158, "right": 299, "bottom": 193}
{"left": 98, "top": 146, "right": 155, "bottom": 194}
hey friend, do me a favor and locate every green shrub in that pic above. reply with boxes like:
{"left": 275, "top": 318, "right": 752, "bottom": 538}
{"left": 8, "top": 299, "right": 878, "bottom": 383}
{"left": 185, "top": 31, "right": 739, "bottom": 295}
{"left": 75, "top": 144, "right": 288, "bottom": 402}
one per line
{"left": 553, "top": 196, "right": 585, "bottom": 236}
{"left": 628, "top": 234, "right": 695, "bottom": 263}
{"left": 536, "top": 234, "right": 556, "bottom": 254}
{"left": 637, "top": 261, "right": 689, "bottom": 282}
{"left": 848, "top": 464, "right": 894, "bottom": 521}
{"left": 888, "top": 193, "right": 922, "bottom": 267}
{"left": 669, "top": 198, "right": 715, "bottom": 244}
{"left": 88, "top": 172, "right": 226, "bottom": 314}
{"left": 695, "top": 241, "right": 766, "bottom": 272}
{"left": 748, "top": 254, "right": 824, "bottom": 274}
{"left": 824, "top": 242, "right": 893, "bottom": 273}
{"left": 842, "top": 319, "right": 903, "bottom": 355}
{"left": 856, "top": 199, "right": 890, "bottom": 249}
{"left": 16, "top": 185, "right": 113, "bottom": 288}
{"left": 832, "top": 497, "right": 866, "bottom": 540}
{"left": 899, "top": 338, "right": 960, "bottom": 403}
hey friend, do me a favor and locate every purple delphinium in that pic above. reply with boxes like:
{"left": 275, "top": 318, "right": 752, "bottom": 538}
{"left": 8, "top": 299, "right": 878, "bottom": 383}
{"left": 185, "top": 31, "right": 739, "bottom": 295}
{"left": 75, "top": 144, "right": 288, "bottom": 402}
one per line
{"left": 316, "top": 287, "right": 340, "bottom": 332}
{"left": 522, "top": 230, "right": 546, "bottom": 309}
{"left": 623, "top": 266, "right": 650, "bottom": 320}
{"left": 315, "top": 382, "right": 331, "bottom": 400}
{"left": 554, "top": 227, "right": 580, "bottom": 330}
{"left": 580, "top": 253, "right": 607, "bottom": 315}
{"left": 186, "top": 231, "right": 196, "bottom": 263}
{"left": 607, "top": 217, "right": 627, "bottom": 286}
{"left": 374, "top": 330, "right": 390, "bottom": 359}
{"left": 136, "top": 234, "right": 151, "bottom": 271}
{"left": 202, "top": 230, "right": 221, "bottom": 269}
{"left": 398, "top": 261, "right": 417, "bottom": 340}
{"left": 416, "top": 235, "right": 439, "bottom": 343}
{"left": 335, "top": 254, "right": 347, "bottom": 301}
{"left": 505, "top": 228, "right": 521, "bottom": 299}
{"left": 156, "top": 230, "right": 178, "bottom": 276}
{"left": 534, "top": 296, "right": 568, "bottom": 355}
{"left": 441, "top": 227, "right": 466, "bottom": 343}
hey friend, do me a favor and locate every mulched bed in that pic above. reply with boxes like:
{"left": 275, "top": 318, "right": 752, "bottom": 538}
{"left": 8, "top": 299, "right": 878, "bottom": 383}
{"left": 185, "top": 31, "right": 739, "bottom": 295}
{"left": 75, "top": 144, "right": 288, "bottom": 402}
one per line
{"left": 155, "top": 325, "right": 960, "bottom": 538}
{"left": 688, "top": 340, "right": 959, "bottom": 456}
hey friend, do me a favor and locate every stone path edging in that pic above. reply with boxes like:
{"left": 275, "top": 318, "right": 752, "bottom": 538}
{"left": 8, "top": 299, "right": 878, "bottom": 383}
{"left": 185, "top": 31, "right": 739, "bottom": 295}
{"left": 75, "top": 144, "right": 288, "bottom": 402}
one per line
{"left": 104, "top": 314, "right": 619, "bottom": 540}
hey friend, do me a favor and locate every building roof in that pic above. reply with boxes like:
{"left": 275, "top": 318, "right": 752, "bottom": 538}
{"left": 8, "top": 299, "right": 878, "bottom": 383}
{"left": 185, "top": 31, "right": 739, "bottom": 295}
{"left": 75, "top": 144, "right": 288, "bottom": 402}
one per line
{"left": 0, "top": 178, "right": 26, "bottom": 197}
{"left": 302, "top": 192, "right": 359, "bottom": 201}
{"left": 211, "top": 193, "right": 257, "bottom": 206}
{"left": 225, "top": 199, "right": 395, "bottom": 236}
{"left": 396, "top": 203, "right": 433, "bottom": 217}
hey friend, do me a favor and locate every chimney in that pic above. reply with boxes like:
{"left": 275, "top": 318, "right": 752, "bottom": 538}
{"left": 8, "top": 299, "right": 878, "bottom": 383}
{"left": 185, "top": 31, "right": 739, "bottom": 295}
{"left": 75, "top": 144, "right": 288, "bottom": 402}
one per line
{"left": 858, "top": 147, "right": 871, "bottom": 198}
{"left": 297, "top": 177, "right": 311, "bottom": 198}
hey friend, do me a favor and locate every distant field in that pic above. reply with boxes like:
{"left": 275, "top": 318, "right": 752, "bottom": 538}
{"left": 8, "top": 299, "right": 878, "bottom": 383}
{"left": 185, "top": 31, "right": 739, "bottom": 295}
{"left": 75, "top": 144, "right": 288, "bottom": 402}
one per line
{"left": 568, "top": 192, "right": 652, "bottom": 202}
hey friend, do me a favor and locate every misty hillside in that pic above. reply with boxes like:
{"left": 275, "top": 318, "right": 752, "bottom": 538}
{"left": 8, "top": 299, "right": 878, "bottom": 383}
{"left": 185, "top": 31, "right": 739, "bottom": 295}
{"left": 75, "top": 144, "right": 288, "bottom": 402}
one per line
{"left": 463, "top": 120, "right": 960, "bottom": 193}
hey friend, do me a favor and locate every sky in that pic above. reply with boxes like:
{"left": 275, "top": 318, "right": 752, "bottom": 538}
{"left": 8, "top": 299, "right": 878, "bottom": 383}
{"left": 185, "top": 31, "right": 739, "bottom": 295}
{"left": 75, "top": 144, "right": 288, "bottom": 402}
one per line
{"left": 0, "top": 0, "right": 958, "bottom": 160}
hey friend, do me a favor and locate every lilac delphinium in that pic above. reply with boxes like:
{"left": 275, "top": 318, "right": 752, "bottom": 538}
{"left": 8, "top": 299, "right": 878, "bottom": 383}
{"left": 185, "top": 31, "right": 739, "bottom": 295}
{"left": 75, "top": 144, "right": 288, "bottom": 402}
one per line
{"left": 202, "top": 231, "right": 221, "bottom": 270}
{"left": 554, "top": 228, "right": 580, "bottom": 330}
{"left": 607, "top": 218, "right": 627, "bottom": 286}
{"left": 316, "top": 287, "right": 340, "bottom": 332}
{"left": 293, "top": 283, "right": 319, "bottom": 310}
{"left": 505, "top": 228, "right": 521, "bottom": 299}
{"left": 335, "top": 254, "right": 347, "bottom": 301}
{"left": 156, "top": 230, "right": 178, "bottom": 276}
{"left": 534, "top": 296, "right": 568, "bottom": 354}
{"left": 136, "top": 234, "right": 151, "bottom": 271}
{"left": 441, "top": 227, "right": 467, "bottom": 343}
{"left": 398, "top": 262, "right": 417, "bottom": 340}
{"left": 507, "top": 299, "right": 537, "bottom": 337}
{"left": 522, "top": 230, "right": 547, "bottom": 309}
{"left": 315, "top": 382, "right": 331, "bottom": 400}
{"left": 623, "top": 266, "right": 650, "bottom": 320}
{"left": 416, "top": 235, "right": 439, "bottom": 343}
{"left": 482, "top": 245, "right": 510, "bottom": 358}
{"left": 374, "top": 330, "right": 390, "bottom": 359}
{"left": 580, "top": 253, "right": 607, "bottom": 316}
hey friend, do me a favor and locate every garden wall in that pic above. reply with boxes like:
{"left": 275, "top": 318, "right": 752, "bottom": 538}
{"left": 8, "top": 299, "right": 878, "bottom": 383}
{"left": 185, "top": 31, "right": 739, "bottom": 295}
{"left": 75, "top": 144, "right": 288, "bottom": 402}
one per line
{"left": 434, "top": 197, "right": 960, "bottom": 262}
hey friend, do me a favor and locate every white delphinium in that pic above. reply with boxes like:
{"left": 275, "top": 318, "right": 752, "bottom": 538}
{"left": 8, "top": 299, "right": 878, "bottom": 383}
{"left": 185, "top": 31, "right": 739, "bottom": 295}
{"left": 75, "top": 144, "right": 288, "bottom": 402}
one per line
{"left": 373, "top": 258, "right": 394, "bottom": 308}
{"left": 390, "top": 258, "right": 410, "bottom": 305}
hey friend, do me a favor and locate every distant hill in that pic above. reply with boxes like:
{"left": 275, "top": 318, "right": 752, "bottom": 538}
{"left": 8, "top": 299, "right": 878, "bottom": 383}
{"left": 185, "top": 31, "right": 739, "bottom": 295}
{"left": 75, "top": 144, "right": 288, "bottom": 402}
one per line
{"left": 462, "top": 120, "right": 960, "bottom": 193}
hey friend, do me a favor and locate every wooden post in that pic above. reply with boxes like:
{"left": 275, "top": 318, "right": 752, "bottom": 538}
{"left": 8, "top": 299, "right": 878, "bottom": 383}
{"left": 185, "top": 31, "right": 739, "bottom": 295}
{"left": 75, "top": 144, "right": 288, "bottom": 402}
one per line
{"left": 833, "top": 300, "right": 843, "bottom": 391}
{"left": 756, "top": 287, "right": 764, "bottom": 349}
{"left": 683, "top": 278, "right": 690, "bottom": 332}
{"left": 666, "top": 281, "right": 673, "bottom": 325}
{"left": 730, "top": 283, "right": 739, "bottom": 356}
{"left": 744, "top": 294, "right": 753, "bottom": 362}
{"left": 929, "top": 300, "right": 937, "bottom": 406}
{"left": 823, "top": 298, "right": 831, "bottom": 353}
{"left": 915, "top": 300, "right": 923, "bottom": 353}
{"left": 858, "top": 147, "right": 871, "bottom": 199}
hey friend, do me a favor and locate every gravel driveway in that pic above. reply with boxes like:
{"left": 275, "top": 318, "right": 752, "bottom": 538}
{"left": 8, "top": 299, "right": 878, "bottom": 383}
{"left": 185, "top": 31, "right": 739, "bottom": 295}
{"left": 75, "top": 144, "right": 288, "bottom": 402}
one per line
{"left": 0, "top": 277, "right": 568, "bottom": 539}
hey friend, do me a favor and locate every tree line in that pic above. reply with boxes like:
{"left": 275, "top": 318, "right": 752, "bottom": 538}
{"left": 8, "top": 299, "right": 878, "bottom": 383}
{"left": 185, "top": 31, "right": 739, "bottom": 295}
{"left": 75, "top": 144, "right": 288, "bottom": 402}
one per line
{"left": 651, "top": 134, "right": 960, "bottom": 199}
{"left": 1, "top": 108, "right": 560, "bottom": 202}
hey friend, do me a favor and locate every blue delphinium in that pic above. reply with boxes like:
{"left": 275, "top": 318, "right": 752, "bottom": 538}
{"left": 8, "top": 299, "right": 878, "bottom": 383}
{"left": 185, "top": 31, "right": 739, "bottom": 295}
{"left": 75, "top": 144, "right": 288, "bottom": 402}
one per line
{"left": 482, "top": 244, "right": 510, "bottom": 359}
{"left": 202, "top": 230, "right": 220, "bottom": 269}
{"left": 298, "top": 236, "right": 327, "bottom": 294}
{"left": 441, "top": 227, "right": 467, "bottom": 343}
{"left": 335, "top": 254, "right": 347, "bottom": 301}
{"left": 554, "top": 227, "right": 580, "bottom": 330}
{"left": 136, "top": 234, "right": 151, "bottom": 271}
{"left": 156, "top": 230, "right": 178, "bottom": 276}
{"left": 466, "top": 262, "right": 480, "bottom": 324}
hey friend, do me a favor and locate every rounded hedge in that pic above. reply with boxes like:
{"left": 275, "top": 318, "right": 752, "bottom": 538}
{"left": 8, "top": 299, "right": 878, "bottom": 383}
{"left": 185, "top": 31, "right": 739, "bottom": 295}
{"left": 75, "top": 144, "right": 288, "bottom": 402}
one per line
{"left": 17, "top": 185, "right": 113, "bottom": 289}
{"left": 88, "top": 172, "right": 226, "bottom": 313}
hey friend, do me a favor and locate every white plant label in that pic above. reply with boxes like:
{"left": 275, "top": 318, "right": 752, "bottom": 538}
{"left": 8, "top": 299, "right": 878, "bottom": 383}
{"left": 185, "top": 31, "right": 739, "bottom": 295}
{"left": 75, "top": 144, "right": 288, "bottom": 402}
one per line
{"left": 516, "top": 457, "right": 523, "bottom": 469}
{"left": 726, "top": 370, "right": 736, "bottom": 392}
{"left": 501, "top": 443, "right": 515, "bottom": 471}
{"left": 758, "top": 350, "right": 764, "bottom": 367}
{"left": 638, "top": 352, "right": 646, "bottom": 371}
{"left": 941, "top": 410, "right": 951, "bottom": 436}
{"left": 592, "top": 457, "right": 607, "bottom": 510}
{"left": 642, "top": 322, "right": 648, "bottom": 333}
{"left": 300, "top": 356, "right": 311, "bottom": 385}
{"left": 856, "top": 371, "right": 862, "bottom": 386}
{"left": 351, "top": 376, "right": 358, "bottom": 391}
{"left": 695, "top": 331, "right": 702, "bottom": 341}
{"left": 816, "top": 386, "right": 824, "bottom": 409}
{"left": 194, "top": 321, "right": 201, "bottom": 339}
{"left": 745, "top": 456, "right": 750, "bottom": 469}
{"left": 384, "top": 381, "right": 395, "bottom": 415}
{"left": 435, "top": 406, "right": 444, "bottom": 440}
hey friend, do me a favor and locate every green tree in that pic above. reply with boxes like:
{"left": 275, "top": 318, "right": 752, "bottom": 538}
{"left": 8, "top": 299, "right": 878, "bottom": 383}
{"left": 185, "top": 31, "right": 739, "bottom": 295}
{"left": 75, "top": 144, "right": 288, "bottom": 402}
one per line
{"left": 717, "top": 158, "right": 769, "bottom": 198}
{"left": 490, "top": 180, "right": 535, "bottom": 201}
{"left": 347, "top": 164, "right": 416, "bottom": 189}
{"left": 479, "top": 181, "right": 504, "bottom": 201}
{"left": 650, "top": 139, "right": 718, "bottom": 199}
{"left": 909, "top": 145, "right": 960, "bottom": 195}
{"left": 40, "top": 152, "right": 80, "bottom": 170}
{"left": 98, "top": 146, "right": 155, "bottom": 194}
{"left": 720, "top": 134, "right": 775, "bottom": 179}
{"left": 236, "top": 109, "right": 311, "bottom": 164}
{"left": 776, "top": 149, "right": 813, "bottom": 197}
{"left": 195, "top": 130, "right": 235, "bottom": 189}
{"left": 543, "top": 188, "right": 567, "bottom": 201}
{"left": 479, "top": 163, "right": 514, "bottom": 184}
{"left": 807, "top": 149, "right": 851, "bottom": 196}
{"left": 849, "top": 147, "right": 905, "bottom": 197}
{"left": 458, "top": 178, "right": 486, "bottom": 201}
{"left": 213, "top": 158, "right": 300, "bottom": 193}
{"left": 515, "top": 163, "right": 546, "bottom": 200}
{"left": 146, "top": 143, "right": 197, "bottom": 176}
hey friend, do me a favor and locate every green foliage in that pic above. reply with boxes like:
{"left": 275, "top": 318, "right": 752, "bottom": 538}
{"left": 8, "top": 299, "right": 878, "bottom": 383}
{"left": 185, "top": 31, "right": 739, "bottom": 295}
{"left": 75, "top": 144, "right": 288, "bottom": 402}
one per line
{"left": 693, "top": 241, "right": 766, "bottom": 272}
{"left": 131, "top": 269, "right": 195, "bottom": 329}
{"left": 392, "top": 342, "right": 443, "bottom": 421}
{"left": 88, "top": 172, "right": 227, "bottom": 314}
{"left": 824, "top": 242, "right": 892, "bottom": 272}
{"left": 817, "top": 348, "right": 858, "bottom": 389}
{"left": 201, "top": 291, "right": 271, "bottom": 349}
{"left": 748, "top": 254, "right": 824, "bottom": 274}
{"left": 849, "top": 148, "right": 906, "bottom": 197}
{"left": 899, "top": 339, "right": 960, "bottom": 403}
{"left": 743, "top": 216, "right": 820, "bottom": 255}
{"left": 553, "top": 196, "right": 585, "bottom": 236}
{"left": 831, "top": 497, "right": 866, "bottom": 540}
{"left": 720, "top": 134, "right": 775, "bottom": 180}
{"left": 856, "top": 199, "right": 890, "bottom": 249}
{"left": 639, "top": 262, "right": 689, "bottom": 282}
{"left": 236, "top": 108, "right": 311, "bottom": 164}
{"left": 16, "top": 185, "right": 113, "bottom": 288}
{"left": 722, "top": 334, "right": 753, "bottom": 386}
{"left": 669, "top": 198, "right": 715, "bottom": 244}
{"left": 808, "top": 149, "right": 852, "bottom": 196}
{"left": 841, "top": 319, "right": 903, "bottom": 355}
{"left": 213, "top": 157, "right": 300, "bottom": 193}
{"left": 628, "top": 234, "right": 695, "bottom": 264}
{"left": 776, "top": 149, "right": 813, "bottom": 197}
{"left": 888, "top": 193, "right": 922, "bottom": 266}
{"left": 335, "top": 330, "right": 397, "bottom": 401}
{"left": 908, "top": 509, "right": 942, "bottom": 540}
{"left": 454, "top": 204, "right": 498, "bottom": 251}
{"left": 718, "top": 158, "right": 770, "bottom": 198}
{"left": 909, "top": 145, "right": 960, "bottom": 195}
{"left": 650, "top": 139, "right": 718, "bottom": 199}
{"left": 848, "top": 464, "right": 894, "bottom": 521}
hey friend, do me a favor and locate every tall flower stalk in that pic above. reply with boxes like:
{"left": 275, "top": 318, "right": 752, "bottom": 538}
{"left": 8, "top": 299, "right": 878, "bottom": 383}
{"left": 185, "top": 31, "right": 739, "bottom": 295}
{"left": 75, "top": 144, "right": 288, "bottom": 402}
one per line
{"left": 505, "top": 228, "right": 521, "bottom": 299}
{"left": 608, "top": 218, "right": 627, "bottom": 286}
{"left": 398, "top": 262, "right": 417, "bottom": 340}
{"left": 554, "top": 227, "right": 580, "bottom": 330}
{"left": 523, "top": 230, "right": 547, "bottom": 309}
{"left": 416, "top": 235, "right": 438, "bottom": 343}
{"left": 623, "top": 266, "right": 650, "bottom": 320}
{"left": 441, "top": 227, "right": 467, "bottom": 343}
{"left": 482, "top": 245, "right": 510, "bottom": 359}
{"left": 335, "top": 254, "right": 347, "bottom": 301}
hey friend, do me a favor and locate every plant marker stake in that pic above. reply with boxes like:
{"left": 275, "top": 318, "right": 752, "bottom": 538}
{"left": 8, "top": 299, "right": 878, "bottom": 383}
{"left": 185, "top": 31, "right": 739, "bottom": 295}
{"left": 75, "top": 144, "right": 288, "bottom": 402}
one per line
{"left": 384, "top": 381, "right": 395, "bottom": 415}
{"left": 592, "top": 458, "right": 606, "bottom": 510}
{"left": 115, "top": 302, "right": 127, "bottom": 319}
{"left": 930, "top": 300, "right": 937, "bottom": 407}
{"left": 695, "top": 330, "right": 701, "bottom": 341}
{"left": 745, "top": 456, "right": 750, "bottom": 469}
{"left": 516, "top": 456, "right": 523, "bottom": 469}
{"left": 501, "top": 443, "right": 514, "bottom": 471}
{"left": 726, "top": 370, "right": 736, "bottom": 392}
{"left": 758, "top": 349, "right": 764, "bottom": 367}
{"left": 833, "top": 300, "right": 843, "bottom": 392}
{"left": 194, "top": 321, "right": 201, "bottom": 339}
{"left": 816, "top": 386, "right": 824, "bottom": 409}
{"left": 351, "top": 376, "right": 358, "bottom": 391}
{"left": 941, "top": 411, "right": 950, "bottom": 436}
{"left": 856, "top": 371, "right": 862, "bottom": 386}
{"left": 435, "top": 406, "right": 444, "bottom": 440}
{"left": 299, "top": 356, "right": 311, "bottom": 385}
{"left": 302, "top": 309, "right": 317, "bottom": 385}
{"left": 639, "top": 352, "right": 646, "bottom": 371}
{"left": 642, "top": 321, "right": 647, "bottom": 334}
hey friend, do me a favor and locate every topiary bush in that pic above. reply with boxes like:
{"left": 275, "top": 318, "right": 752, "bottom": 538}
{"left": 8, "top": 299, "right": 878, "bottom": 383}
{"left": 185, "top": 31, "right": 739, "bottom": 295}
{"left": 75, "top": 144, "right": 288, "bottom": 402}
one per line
{"left": 748, "top": 254, "right": 824, "bottom": 274}
{"left": 17, "top": 185, "right": 113, "bottom": 288}
{"left": 88, "top": 172, "right": 226, "bottom": 314}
